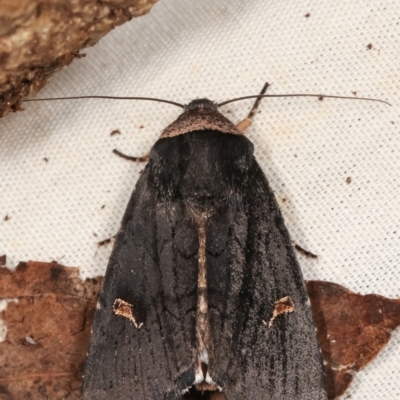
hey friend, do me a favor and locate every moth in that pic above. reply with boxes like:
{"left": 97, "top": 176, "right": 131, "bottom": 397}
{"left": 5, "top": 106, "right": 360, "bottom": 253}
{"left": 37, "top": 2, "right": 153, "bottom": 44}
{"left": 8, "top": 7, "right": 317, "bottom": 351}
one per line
{"left": 79, "top": 84, "right": 328, "bottom": 400}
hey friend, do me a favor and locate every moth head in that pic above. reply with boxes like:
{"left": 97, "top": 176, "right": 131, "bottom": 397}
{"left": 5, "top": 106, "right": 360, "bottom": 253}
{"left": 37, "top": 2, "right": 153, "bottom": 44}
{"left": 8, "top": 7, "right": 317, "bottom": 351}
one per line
{"left": 160, "top": 98, "right": 242, "bottom": 139}
{"left": 184, "top": 98, "right": 218, "bottom": 112}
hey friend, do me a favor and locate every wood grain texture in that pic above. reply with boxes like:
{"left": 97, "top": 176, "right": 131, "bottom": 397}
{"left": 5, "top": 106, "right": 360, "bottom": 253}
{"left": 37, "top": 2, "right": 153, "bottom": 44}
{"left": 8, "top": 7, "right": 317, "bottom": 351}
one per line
{"left": 0, "top": 0, "right": 159, "bottom": 117}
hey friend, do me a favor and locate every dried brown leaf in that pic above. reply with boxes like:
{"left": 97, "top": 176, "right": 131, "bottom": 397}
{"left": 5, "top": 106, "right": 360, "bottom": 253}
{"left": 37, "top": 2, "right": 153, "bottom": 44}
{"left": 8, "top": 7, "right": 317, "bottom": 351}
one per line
{"left": 0, "top": 261, "right": 103, "bottom": 399}
{"left": 307, "top": 280, "right": 400, "bottom": 399}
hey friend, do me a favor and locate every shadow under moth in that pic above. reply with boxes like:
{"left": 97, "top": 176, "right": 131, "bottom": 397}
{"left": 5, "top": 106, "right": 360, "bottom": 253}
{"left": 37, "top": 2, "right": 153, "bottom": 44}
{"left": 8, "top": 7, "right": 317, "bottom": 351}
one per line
{"left": 81, "top": 86, "right": 329, "bottom": 399}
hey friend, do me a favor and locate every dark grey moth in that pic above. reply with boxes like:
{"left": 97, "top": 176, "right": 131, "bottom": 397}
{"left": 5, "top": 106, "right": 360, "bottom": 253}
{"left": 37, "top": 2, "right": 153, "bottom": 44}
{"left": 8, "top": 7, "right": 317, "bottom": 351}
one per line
{"left": 82, "top": 94, "right": 327, "bottom": 399}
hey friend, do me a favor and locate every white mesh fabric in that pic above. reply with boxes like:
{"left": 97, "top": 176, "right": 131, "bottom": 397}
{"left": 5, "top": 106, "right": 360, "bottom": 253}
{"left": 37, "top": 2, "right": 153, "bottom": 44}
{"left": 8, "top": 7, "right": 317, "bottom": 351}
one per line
{"left": 1, "top": 0, "right": 399, "bottom": 398}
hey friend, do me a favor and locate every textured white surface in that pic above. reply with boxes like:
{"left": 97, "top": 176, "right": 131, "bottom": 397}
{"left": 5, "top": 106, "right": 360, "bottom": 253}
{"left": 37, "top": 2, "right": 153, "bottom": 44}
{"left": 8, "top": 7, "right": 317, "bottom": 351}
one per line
{"left": 0, "top": 0, "right": 399, "bottom": 398}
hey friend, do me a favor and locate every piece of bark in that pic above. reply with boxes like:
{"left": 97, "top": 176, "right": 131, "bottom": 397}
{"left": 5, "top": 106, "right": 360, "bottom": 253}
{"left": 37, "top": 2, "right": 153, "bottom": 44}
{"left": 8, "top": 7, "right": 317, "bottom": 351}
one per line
{"left": 0, "top": 261, "right": 103, "bottom": 399}
{"left": 307, "top": 280, "right": 400, "bottom": 399}
{"left": 0, "top": 0, "right": 160, "bottom": 117}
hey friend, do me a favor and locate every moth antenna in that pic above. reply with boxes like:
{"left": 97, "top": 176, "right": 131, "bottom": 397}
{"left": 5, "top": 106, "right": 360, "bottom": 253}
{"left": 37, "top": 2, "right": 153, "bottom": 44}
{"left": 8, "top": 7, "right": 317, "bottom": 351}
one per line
{"left": 218, "top": 93, "right": 391, "bottom": 107}
{"left": 23, "top": 95, "right": 185, "bottom": 109}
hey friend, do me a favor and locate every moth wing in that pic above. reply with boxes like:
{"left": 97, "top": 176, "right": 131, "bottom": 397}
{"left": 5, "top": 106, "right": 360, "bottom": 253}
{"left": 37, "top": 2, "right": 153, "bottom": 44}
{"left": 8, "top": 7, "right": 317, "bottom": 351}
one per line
{"left": 207, "top": 160, "right": 326, "bottom": 400}
{"left": 82, "top": 168, "right": 198, "bottom": 400}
